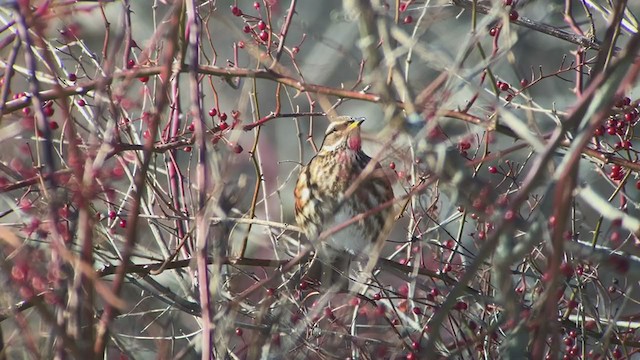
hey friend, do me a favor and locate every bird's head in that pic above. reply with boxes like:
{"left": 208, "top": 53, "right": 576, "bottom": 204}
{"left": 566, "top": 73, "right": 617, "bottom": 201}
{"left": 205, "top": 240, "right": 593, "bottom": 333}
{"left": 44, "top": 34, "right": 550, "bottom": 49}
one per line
{"left": 319, "top": 116, "right": 365, "bottom": 154}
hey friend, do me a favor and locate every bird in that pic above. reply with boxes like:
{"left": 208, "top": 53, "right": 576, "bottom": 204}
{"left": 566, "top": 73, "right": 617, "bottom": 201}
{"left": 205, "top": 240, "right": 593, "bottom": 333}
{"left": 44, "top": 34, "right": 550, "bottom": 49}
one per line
{"left": 293, "top": 116, "right": 394, "bottom": 290}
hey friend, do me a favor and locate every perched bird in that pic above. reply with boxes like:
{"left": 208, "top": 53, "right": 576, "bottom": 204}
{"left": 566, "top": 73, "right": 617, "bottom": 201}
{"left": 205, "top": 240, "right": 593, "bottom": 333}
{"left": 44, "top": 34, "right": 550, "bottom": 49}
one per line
{"left": 294, "top": 116, "right": 394, "bottom": 290}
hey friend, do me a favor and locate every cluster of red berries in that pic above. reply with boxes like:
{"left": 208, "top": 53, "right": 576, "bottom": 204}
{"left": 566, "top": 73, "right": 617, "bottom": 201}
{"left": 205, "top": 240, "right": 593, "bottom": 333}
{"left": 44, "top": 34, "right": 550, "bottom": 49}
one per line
{"left": 9, "top": 250, "right": 55, "bottom": 303}
{"left": 458, "top": 139, "right": 472, "bottom": 157}
{"left": 609, "top": 164, "right": 624, "bottom": 181}
{"left": 233, "top": 3, "right": 271, "bottom": 44}
{"left": 207, "top": 107, "right": 243, "bottom": 153}
{"left": 595, "top": 97, "right": 638, "bottom": 150}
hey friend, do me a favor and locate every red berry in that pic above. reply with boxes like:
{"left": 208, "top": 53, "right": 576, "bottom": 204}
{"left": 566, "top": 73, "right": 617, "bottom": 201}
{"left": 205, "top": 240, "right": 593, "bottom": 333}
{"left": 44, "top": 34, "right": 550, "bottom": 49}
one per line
{"left": 504, "top": 210, "right": 515, "bottom": 221}
{"left": 230, "top": 143, "right": 243, "bottom": 154}
{"left": 610, "top": 231, "right": 620, "bottom": 243}
{"left": 235, "top": 327, "right": 243, "bottom": 336}
{"left": 238, "top": 41, "right": 245, "bottom": 49}
{"left": 219, "top": 112, "right": 228, "bottom": 121}
{"left": 412, "top": 306, "right": 421, "bottom": 315}
{"left": 22, "top": 107, "right": 30, "bottom": 115}
{"left": 399, "top": 2, "right": 408, "bottom": 12}
{"left": 489, "top": 27, "right": 498, "bottom": 36}
{"left": 498, "top": 81, "right": 510, "bottom": 91}
{"left": 373, "top": 292, "right": 381, "bottom": 301}
{"left": 389, "top": 162, "right": 396, "bottom": 170}
{"left": 119, "top": 219, "right": 127, "bottom": 228}
{"left": 77, "top": 99, "right": 86, "bottom": 107}
{"left": 624, "top": 111, "right": 637, "bottom": 122}
{"left": 607, "top": 126, "right": 617, "bottom": 135}
{"left": 291, "top": 46, "right": 299, "bottom": 54}
{"left": 68, "top": 73, "right": 77, "bottom": 82}
{"left": 563, "top": 337, "right": 574, "bottom": 347}
{"left": 243, "top": 25, "right": 251, "bottom": 33}
{"left": 509, "top": 10, "right": 519, "bottom": 21}
{"left": 219, "top": 122, "right": 229, "bottom": 130}
{"left": 323, "top": 307, "right": 334, "bottom": 318}
{"left": 504, "top": 0, "right": 513, "bottom": 5}
{"left": 111, "top": 166, "right": 125, "bottom": 178}
{"left": 488, "top": 166, "right": 498, "bottom": 174}
{"left": 108, "top": 211, "right": 117, "bottom": 220}
{"left": 253, "top": 2, "right": 260, "bottom": 9}
{"left": 612, "top": 348, "right": 622, "bottom": 359}
{"left": 209, "top": 108, "right": 218, "bottom": 117}
{"left": 258, "top": 30, "right": 268, "bottom": 42}
{"left": 126, "top": 59, "right": 135, "bottom": 69}
{"left": 43, "top": 106, "right": 54, "bottom": 117}
{"left": 520, "top": 79, "right": 528, "bottom": 87}
{"left": 183, "top": 146, "right": 192, "bottom": 152}
{"left": 230, "top": 5, "right": 242, "bottom": 16}
{"left": 257, "top": 20, "right": 266, "bottom": 30}
{"left": 187, "top": 123, "right": 195, "bottom": 132}
{"left": 49, "top": 121, "right": 59, "bottom": 130}
{"left": 139, "top": 76, "right": 149, "bottom": 83}
{"left": 403, "top": 15, "right": 413, "bottom": 24}
{"left": 454, "top": 301, "right": 468, "bottom": 310}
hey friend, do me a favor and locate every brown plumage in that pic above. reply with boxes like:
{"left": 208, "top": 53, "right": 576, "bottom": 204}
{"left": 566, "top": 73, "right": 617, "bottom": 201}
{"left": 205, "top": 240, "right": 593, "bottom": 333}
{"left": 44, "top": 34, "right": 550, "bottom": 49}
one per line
{"left": 294, "top": 116, "right": 394, "bottom": 289}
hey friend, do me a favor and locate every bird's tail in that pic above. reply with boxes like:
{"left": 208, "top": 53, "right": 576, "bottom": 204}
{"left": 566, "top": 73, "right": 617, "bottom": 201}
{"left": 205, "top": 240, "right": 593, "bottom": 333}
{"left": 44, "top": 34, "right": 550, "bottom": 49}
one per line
{"left": 307, "top": 246, "right": 351, "bottom": 292}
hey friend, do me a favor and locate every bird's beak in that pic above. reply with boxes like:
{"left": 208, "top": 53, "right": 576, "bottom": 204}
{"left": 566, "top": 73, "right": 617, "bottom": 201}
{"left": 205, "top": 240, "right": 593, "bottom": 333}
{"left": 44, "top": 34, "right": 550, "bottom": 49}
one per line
{"left": 347, "top": 118, "right": 365, "bottom": 131}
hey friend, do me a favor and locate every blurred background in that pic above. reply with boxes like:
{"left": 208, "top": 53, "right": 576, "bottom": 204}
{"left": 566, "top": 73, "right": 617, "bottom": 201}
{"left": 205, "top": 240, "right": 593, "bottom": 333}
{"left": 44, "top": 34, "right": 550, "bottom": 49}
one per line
{"left": 1, "top": 0, "right": 640, "bottom": 359}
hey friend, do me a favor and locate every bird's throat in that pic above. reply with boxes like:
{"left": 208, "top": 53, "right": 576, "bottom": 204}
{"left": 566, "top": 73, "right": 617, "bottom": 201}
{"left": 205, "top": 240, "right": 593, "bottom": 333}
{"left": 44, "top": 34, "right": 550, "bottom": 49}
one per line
{"left": 347, "top": 134, "right": 361, "bottom": 150}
